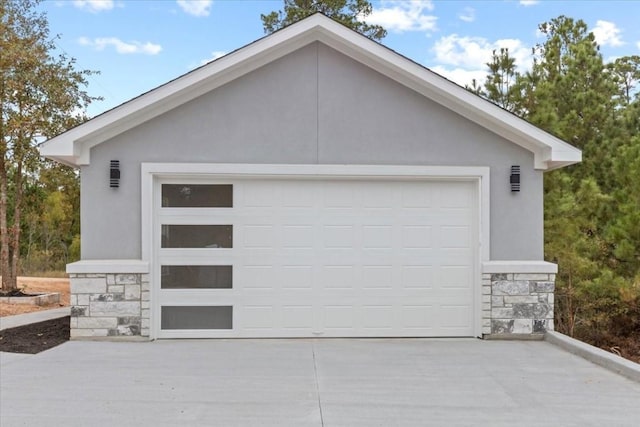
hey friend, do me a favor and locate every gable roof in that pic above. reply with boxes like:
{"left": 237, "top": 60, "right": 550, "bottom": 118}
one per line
{"left": 39, "top": 14, "right": 581, "bottom": 170}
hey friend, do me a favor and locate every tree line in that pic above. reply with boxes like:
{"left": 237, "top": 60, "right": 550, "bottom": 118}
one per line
{"left": 1, "top": 0, "right": 96, "bottom": 291}
{"left": 468, "top": 17, "right": 639, "bottom": 350}
{"left": 2, "top": 0, "right": 639, "bottom": 355}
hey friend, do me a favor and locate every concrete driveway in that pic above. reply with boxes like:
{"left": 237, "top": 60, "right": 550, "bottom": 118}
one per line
{"left": 1, "top": 339, "right": 639, "bottom": 426}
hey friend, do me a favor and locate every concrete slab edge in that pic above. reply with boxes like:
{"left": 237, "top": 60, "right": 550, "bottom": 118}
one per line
{"left": 70, "top": 336, "right": 149, "bottom": 342}
{"left": 0, "top": 307, "right": 70, "bottom": 331}
{"left": 545, "top": 330, "right": 640, "bottom": 383}
{"left": 483, "top": 333, "right": 544, "bottom": 341}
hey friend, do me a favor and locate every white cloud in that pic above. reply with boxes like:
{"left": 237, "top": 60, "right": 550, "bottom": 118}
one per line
{"left": 200, "top": 51, "right": 227, "bottom": 65}
{"left": 430, "top": 65, "right": 487, "bottom": 88}
{"left": 458, "top": 7, "right": 475, "bottom": 23}
{"left": 519, "top": 0, "right": 539, "bottom": 6}
{"left": 176, "top": 0, "right": 213, "bottom": 17}
{"left": 637, "top": 41, "right": 640, "bottom": 50}
{"left": 367, "top": 0, "right": 437, "bottom": 33}
{"left": 72, "top": 0, "right": 114, "bottom": 13}
{"left": 78, "top": 37, "right": 162, "bottom": 55}
{"left": 433, "top": 34, "right": 531, "bottom": 70}
{"left": 430, "top": 34, "right": 532, "bottom": 88}
{"left": 592, "top": 20, "right": 624, "bottom": 47}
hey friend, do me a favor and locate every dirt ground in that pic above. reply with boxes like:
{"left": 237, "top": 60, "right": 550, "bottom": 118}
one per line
{"left": 0, "top": 277, "right": 70, "bottom": 317}
{"left": 0, "top": 316, "right": 70, "bottom": 354}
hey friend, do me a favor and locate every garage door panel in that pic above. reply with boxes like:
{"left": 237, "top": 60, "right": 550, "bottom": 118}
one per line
{"left": 241, "top": 305, "right": 275, "bottom": 329}
{"left": 361, "top": 183, "right": 396, "bottom": 205}
{"left": 401, "top": 225, "right": 433, "bottom": 248}
{"left": 240, "top": 265, "right": 276, "bottom": 289}
{"left": 281, "top": 225, "right": 315, "bottom": 248}
{"left": 439, "top": 305, "right": 473, "bottom": 329}
{"left": 361, "top": 265, "right": 394, "bottom": 289}
{"left": 401, "top": 185, "right": 434, "bottom": 208}
{"left": 401, "top": 265, "right": 434, "bottom": 288}
{"left": 241, "top": 183, "right": 277, "bottom": 207}
{"left": 439, "top": 183, "right": 473, "bottom": 206}
{"left": 439, "top": 265, "right": 473, "bottom": 289}
{"left": 440, "top": 226, "right": 471, "bottom": 248}
{"left": 157, "top": 178, "right": 477, "bottom": 338}
{"left": 401, "top": 305, "right": 436, "bottom": 329}
{"left": 322, "top": 183, "right": 359, "bottom": 207}
{"left": 323, "top": 225, "right": 355, "bottom": 248}
{"left": 321, "top": 265, "right": 356, "bottom": 289}
{"left": 361, "top": 305, "right": 394, "bottom": 329}
{"left": 361, "top": 225, "right": 394, "bottom": 249}
{"left": 280, "top": 265, "right": 314, "bottom": 289}
{"left": 282, "top": 305, "right": 314, "bottom": 329}
{"left": 323, "top": 305, "right": 355, "bottom": 329}
{"left": 242, "top": 225, "right": 276, "bottom": 249}
{"left": 280, "top": 184, "right": 315, "bottom": 208}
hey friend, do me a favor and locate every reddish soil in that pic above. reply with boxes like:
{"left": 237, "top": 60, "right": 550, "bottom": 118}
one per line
{"left": 0, "top": 277, "right": 70, "bottom": 317}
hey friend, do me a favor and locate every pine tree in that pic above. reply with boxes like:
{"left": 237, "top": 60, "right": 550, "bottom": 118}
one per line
{"left": 261, "top": 0, "right": 386, "bottom": 40}
{"left": 483, "top": 48, "right": 520, "bottom": 112}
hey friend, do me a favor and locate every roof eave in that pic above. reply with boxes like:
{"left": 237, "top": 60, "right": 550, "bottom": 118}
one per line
{"left": 39, "top": 16, "right": 330, "bottom": 166}
{"left": 38, "top": 14, "right": 582, "bottom": 172}
{"left": 545, "top": 153, "right": 583, "bottom": 171}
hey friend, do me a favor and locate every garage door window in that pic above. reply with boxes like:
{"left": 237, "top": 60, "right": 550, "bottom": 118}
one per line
{"left": 161, "top": 265, "right": 232, "bottom": 289}
{"left": 161, "top": 306, "right": 233, "bottom": 329}
{"left": 162, "top": 184, "right": 232, "bottom": 207}
{"left": 161, "top": 225, "right": 232, "bottom": 248}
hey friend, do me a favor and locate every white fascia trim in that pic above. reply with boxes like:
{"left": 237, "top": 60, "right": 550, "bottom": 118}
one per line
{"left": 482, "top": 261, "right": 558, "bottom": 274}
{"left": 67, "top": 260, "right": 149, "bottom": 274}
{"left": 141, "top": 163, "right": 489, "bottom": 179}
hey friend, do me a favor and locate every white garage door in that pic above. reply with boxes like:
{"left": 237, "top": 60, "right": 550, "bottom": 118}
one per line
{"left": 155, "top": 178, "right": 477, "bottom": 338}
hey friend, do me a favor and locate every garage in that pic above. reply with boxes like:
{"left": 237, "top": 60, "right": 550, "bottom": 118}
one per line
{"left": 45, "top": 15, "right": 576, "bottom": 340}
{"left": 153, "top": 170, "right": 479, "bottom": 338}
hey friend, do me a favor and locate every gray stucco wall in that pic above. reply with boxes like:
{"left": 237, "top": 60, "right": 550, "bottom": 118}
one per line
{"left": 82, "top": 42, "right": 543, "bottom": 261}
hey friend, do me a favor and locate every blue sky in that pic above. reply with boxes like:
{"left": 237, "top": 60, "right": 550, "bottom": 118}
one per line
{"left": 42, "top": 0, "right": 640, "bottom": 117}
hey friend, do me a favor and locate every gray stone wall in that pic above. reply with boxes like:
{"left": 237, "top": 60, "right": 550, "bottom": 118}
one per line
{"left": 482, "top": 273, "right": 555, "bottom": 336}
{"left": 69, "top": 273, "right": 150, "bottom": 338}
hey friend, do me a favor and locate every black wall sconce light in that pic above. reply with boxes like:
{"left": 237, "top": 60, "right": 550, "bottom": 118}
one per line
{"left": 110, "top": 160, "right": 120, "bottom": 188}
{"left": 510, "top": 165, "right": 520, "bottom": 192}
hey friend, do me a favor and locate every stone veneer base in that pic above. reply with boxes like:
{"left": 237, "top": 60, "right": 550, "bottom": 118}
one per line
{"left": 67, "top": 260, "right": 150, "bottom": 339}
{"left": 68, "top": 273, "right": 150, "bottom": 339}
{"left": 482, "top": 261, "right": 557, "bottom": 338}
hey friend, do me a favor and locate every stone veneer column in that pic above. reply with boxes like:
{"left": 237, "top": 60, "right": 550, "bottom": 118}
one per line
{"left": 67, "top": 261, "right": 150, "bottom": 339}
{"left": 482, "top": 261, "right": 557, "bottom": 338}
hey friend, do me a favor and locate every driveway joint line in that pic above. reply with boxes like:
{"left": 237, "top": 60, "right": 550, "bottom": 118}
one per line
{"left": 311, "top": 341, "right": 324, "bottom": 426}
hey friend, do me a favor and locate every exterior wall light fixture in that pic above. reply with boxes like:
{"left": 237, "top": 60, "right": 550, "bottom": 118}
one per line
{"left": 110, "top": 160, "right": 120, "bottom": 188}
{"left": 510, "top": 165, "right": 520, "bottom": 192}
